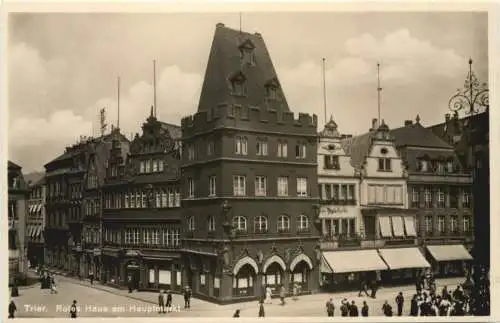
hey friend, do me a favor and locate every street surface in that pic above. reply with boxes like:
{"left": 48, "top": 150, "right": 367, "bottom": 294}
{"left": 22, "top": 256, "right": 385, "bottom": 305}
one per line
{"left": 12, "top": 273, "right": 465, "bottom": 318}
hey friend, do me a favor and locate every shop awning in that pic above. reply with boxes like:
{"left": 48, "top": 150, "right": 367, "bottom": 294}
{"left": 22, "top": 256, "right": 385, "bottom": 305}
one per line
{"left": 321, "top": 250, "right": 388, "bottom": 273}
{"left": 378, "top": 248, "right": 430, "bottom": 270}
{"left": 404, "top": 216, "right": 417, "bottom": 236}
{"left": 28, "top": 226, "right": 34, "bottom": 237}
{"left": 35, "top": 226, "right": 42, "bottom": 238}
{"left": 379, "top": 216, "right": 392, "bottom": 238}
{"left": 29, "top": 205, "right": 34, "bottom": 213}
{"left": 391, "top": 216, "right": 405, "bottom": 237}
{"left": 427, "top": 245, "right": 473, "bottom": 262}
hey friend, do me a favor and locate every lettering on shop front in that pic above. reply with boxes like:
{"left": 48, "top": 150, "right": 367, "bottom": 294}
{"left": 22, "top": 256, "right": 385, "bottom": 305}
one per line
{"left": 326, "top": 207, "right": 348, "bottom": 214}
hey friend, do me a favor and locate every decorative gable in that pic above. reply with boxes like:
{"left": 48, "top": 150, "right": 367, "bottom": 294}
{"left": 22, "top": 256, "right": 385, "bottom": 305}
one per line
{"left": 239, "top": 38, "right": 255, "bottom": 66}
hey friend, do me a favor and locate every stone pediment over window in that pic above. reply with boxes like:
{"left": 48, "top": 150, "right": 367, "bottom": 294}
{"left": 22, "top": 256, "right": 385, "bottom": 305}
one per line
{"left": 228, "top": 70, "right": 247, "bottom": 96}
{"left": 238, "top": 38, "right": 256, "bottom": 51}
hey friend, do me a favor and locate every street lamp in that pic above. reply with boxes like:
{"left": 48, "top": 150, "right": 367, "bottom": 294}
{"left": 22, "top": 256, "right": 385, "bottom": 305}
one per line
{"left": 448, "top": 57, "right": 489, "bottom": 316}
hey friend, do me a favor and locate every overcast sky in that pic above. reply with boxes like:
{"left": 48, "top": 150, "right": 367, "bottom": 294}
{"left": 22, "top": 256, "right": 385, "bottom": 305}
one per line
{"left": 8, "top": 12, "right": 488, "bottom": 173}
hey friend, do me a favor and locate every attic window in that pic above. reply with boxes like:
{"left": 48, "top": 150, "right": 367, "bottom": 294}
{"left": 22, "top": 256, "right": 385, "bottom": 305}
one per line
{"left": 241, "top": 48, "right": 254, "bottom": 65}
{"left": 267, "top": 86, "right": 279, "bottom": 100}
{"left": 231, "top": 79, "right": 246, "bottom": 96}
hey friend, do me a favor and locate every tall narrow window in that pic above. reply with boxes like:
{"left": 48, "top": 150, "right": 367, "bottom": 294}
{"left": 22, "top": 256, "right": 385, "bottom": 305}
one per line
{"left": 424, "top": 216, "right": 433, "bottom": 234}
{"left": 139, "top": 161, "right": 145, "bottom": 174}
{"left": 378, "top": 158, "right": 392, "bottom": 171}
{"left": 462, "top": 189, "right": 471, "bottom": 208}
{"left": 152, "top": 160, "right": 158, "bottom": 172}
{"left": 161, "top": 189, "right": 168, "bottom": 207}
{"left": 208, "top": 216, "right": 216, "bottom": 232}
{"left": 254, "top": 216, "right": 268, "bottom": 233}
{"left": 438, "top": 215, "right": 445, "bottom": 233}
{"left": 411, "top": 187, "right": 420, "bottom": 208}
{"left": 209, "top": 176, "right": 217, "bottom": 197}
{"left": 277, "top": 142, "right": 288, "bottom": 158}
{"left": 297, "top": 215, "right": 309, "bottom": 231}
{"left": 158, "top": 160, "right": 164, "bottom": 172}
{"left": 450, "top": 216, "right": 458, "bottom": 233}
{"left": 296, "top": 177, "right": 308, "bottom": 197}
{"left": 255, "top": 176, "right": 267, "bottom": 197}
{"left": 463, "top": 216, "right": 471, "bottom": 233}
{"left": 295, "top": 143, "right": 306, "bottom": 159}
{"left": 188, "top": 145, "right": 195, "bottom": 161}
{"left": 207, "top": 141, "right": 214, "bottom": 156}
{"left": 277, "top": 215, "right": 290, "bottom": 233}
{"left": 233, "top": 176, "right": 246, "bottom": 196}
{"left": 437, "top": 188, "right": 445, "bottom": 208}
{"left": 256, "top": 140, "right": 268, "bottom": 156}
{"left": 187, "top": 178, "right": 194, "bottom": 198}
{"left": 424, "top": 188, "right": 432, "bottom": 208}
{"left": 145, "top": 160, "right": 151, "bottom": 173}
{"left": 277, "top": 177, "right": 289, "bottom": 197}
{"left": 188, "top": 217, "right": 195, "bottom": 231}
{"left": 232, "top": 216, "right": 247, "bottom": 233}
{"left": 235, "top": 136, "right": 248, "bottom": 156}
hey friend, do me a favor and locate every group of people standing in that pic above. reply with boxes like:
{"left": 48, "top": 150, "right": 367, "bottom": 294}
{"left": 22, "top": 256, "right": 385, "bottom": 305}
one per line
{"left": 409, "top": 285, "right": 470, "bottom": 316}
{"left": 326, "top": 298, "right": 370, "bottom": 317}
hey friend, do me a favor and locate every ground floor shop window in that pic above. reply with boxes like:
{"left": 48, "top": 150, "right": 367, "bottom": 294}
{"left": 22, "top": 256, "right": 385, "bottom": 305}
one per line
{"left": 233, "top": 264, "right": 255, "bottom": 297}
{"left": 438, "top": 261, "right": 465, "bottom": 277}
{"left": 383, "top": 269, "right": 415, "bottom": 282}
{"left": 263, "top": 263, "right": 283, "bottom": 294}
{"left": 291, "top": 261, "right": 309, "bottom": 291}
{"left": 148, "top": 269, "right": 155, "bottom": 287}
{"left": 159, "top": 269, "right": 172, "bottom": 289}
{"left": 214, "top": 276, "right": 220, "bottom": 297}
{"left": 200, "top": 273, "right": 208, "bottom": 295}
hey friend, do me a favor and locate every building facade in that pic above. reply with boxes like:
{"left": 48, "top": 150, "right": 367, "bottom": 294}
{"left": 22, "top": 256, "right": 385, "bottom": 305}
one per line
{"left": 101, "top": 112, "right": 184, "bottom": 291}
{"left": 27, "top": 178, "right": 46, "bottom": 269}
{"left": 180, "top": 23, "right": 320, "bottom": 303}
{"left": 320, "top": 119, "right": 429, "bottom": 291}
{"left": 391, "top": 117, "right": 474, "bottom": 278}
{"left": 80, "top": 130, "right": 130, "bottom": 280}
{"left": 8, "top": 161, "right": 30, "bottom": 282}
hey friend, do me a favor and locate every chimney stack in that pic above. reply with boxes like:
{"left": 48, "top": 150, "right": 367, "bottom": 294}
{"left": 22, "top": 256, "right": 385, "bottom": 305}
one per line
{"left": 404, "top": 120, "right": 413, "bottom": 127}
{"left": 371, "top": 118, "right": 378, "bottom": 131}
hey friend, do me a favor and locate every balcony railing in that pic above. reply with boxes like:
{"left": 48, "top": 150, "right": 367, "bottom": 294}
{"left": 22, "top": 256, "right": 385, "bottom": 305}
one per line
{"left": 319, "top": 199, "right": 357, "bottom": 206}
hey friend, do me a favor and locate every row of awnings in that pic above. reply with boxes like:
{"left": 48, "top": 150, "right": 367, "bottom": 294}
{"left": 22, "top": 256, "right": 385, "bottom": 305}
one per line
{"left": 27, "top": 225, "right": 43, "bottom": 239}
{"left": 29, "top": 204, "right": 43, "bottom": 213}
{"left": 321, "top": 244, "right": 472, "bottom": 274}
{"left": 379, "top": 215, "right": 416, "bottom": 238}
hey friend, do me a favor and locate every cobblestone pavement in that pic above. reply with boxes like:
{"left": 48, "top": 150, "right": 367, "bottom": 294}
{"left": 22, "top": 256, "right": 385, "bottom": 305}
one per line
{"left": 12, "top": 272, "right": 465, "bottom": 318}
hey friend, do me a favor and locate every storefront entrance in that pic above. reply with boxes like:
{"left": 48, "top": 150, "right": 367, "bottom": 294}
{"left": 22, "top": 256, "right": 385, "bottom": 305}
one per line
{"left": 126, "top": 261, "right": 141, "bottom": 290}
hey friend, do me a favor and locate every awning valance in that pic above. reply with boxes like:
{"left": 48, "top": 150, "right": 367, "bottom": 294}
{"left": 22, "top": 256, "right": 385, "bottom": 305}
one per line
{"left": 427, "top": 245, "right": 473, "bottom": 262}
{"left": 321, "top": 250, "right": 388, "bottom": 273}
{"left": 391, "top": 216, "right": 405, "bottom": 237}
{"left": 378, "top": 248, "right": 430, "bottom": 270}
{"left": 404, "top": 216, "right": 417, "bottom": 236}
{"left": 379, "top": 216, "right": 392, "bottom": 237}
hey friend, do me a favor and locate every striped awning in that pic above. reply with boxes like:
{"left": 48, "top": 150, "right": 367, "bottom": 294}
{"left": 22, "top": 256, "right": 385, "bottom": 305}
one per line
{"left": 321, "top": 250, "right": 388, "bottom": 273}
{"left": 427, "top": 245, "right": 473, "bottom": 262}
{"left": 379, "top": 248, "right": 430, "bottom": 270}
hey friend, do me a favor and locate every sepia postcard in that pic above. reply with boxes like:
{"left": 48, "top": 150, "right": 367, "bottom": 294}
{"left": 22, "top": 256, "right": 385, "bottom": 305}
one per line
{"left": 2, "top": 1, "right": 498, "bottom": 321}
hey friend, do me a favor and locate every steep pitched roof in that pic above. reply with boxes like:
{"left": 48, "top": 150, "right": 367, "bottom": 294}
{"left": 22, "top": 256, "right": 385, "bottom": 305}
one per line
{"left": 8, "top": 160, "right": 22, "bottom": 169}
{"left": 197, "top": 23, "right": 290, "bottom": 113}
{"left": 340, "top": 132, "right": 374, "bottom": 170}
{"left": 390, "top": 123, "right": 453, "bottom": 149}
{"left": 160, "top": 122, "right": 181, "bottom": 140}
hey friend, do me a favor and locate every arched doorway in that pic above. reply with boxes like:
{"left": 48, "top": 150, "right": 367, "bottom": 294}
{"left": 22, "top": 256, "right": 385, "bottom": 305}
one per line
{"left": 232, "top": 256, "right": 258, "bottom": 297}
{"left": 262, "top": 255, "right": 286, "bottom": 294}
{"left": 290, "top": 253, "right": 314, "bottom": 292}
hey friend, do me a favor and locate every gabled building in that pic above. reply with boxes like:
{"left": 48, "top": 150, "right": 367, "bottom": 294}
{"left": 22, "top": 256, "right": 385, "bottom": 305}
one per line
{"left": 317, "top": 117, "right": 360, "bottom": 246}
{"left": 180, "top": 23, "right": 320, "bottom": 303}
{"left": 101, "top": 109, "right": 183, "bottom": 291}
{"left": 8, "top": 161, "right": 30, "bottom": 282}
{"left": 320, "top": 119, "right": 430, "bottom": 291}
{"left": 79, "top": 128, "right": 130, "bottom": 281}
{"left": 27, "top": 177, "right": 47, "bottom": 269}
{"left": 391, "top": 116, "right": 474, "bottom": 277}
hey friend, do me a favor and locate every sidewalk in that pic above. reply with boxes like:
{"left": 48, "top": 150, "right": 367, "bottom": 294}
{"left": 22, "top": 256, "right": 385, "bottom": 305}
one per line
{"left": 48, "top": 268, "right": 465, "bottom": 314}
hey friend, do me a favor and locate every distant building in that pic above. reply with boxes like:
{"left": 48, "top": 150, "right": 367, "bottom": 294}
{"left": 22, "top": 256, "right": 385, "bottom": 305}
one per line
{"left": 180, "top": 23, "right": 320, "bottom": 303}
{"left": 8, "top": 161, "right": 30, "bottom": 282}
{"left": 101, "top": 111, "right": 183, "bottom": 290}
{"left": 391, "top": 116, "right": 473, "bottom": 278}
{"left": 27, "top": 177, "right": 46, "bottom": 269}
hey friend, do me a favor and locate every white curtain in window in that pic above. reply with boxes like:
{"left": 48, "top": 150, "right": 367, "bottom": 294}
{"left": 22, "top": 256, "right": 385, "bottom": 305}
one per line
{"left": 159, "top": 270, "right": 172, "bottom": 285}
{"left": 149, "top": 269, "right": 155, "bottom": 283}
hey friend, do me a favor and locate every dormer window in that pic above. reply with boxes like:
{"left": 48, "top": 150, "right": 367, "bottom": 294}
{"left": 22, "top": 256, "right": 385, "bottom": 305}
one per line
{"left": 239, "top": 39, "right": 255, "bottom": 66}
{"left": 267, "top": 86, "right": 278, "bottom": 100}
{"left": 230, "top": 71, "right": 246, "bottom": 96}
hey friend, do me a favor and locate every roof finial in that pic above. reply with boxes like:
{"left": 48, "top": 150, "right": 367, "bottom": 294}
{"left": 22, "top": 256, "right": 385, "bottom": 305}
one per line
{"left": 150, "top": 105, "right": 154, "bottom": 117}
{"left": 416, "top": 114, "right": 421, "bottom": 124}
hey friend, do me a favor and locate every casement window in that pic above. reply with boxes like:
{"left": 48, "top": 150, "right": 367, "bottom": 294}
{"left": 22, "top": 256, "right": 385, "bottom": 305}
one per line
{"left": 277, "top": 177, "right": 289, "bottom": 197}
{"left": 277, "top": 215, "right": 290, "bottom": 233}
{"left": 324, "top": 155, "right": 340, "bottom": 170}
{"left": 255, "top": 176, "right": 267, "bottom": 197}
{"left": 378, "top": 158, "right": 392, "bottom": 171}
{"left": 277, "top": 142, "right": 288, "bottom": 158}
{"left": 295, "top": 143, "right": 306, "bottom": 159}
{"left": 437, "top": 188, "right": 446, "bottom": 208}
{"left": 297, "top": 214, "right": 309, "bottom": 231}
{"left": 187, "top": 178, "right": 195, "bottom": 198}
{"left": 256, "top": 140, "right": 268, "bottom": 156}
{"left": 208, "top": 216, "right": 216, "bottom": 232}
{"left": 187, "top": 145, "right": 195, "bottom": 161}
{"left": 463, "top": 216, "right": 471, "bottom": 233}
{"left": 233, "top": 176, "right": 246, "bottom": 196}
{"left": 424, "top": 188, "right": 432, "bottom": 207}
{"left": 296, "top": 177, "right": 308, "bottom": 197}
{"left": 187, "top": 217, "right": 195, "bottom": 231}
{"left": 209, "top": 176, "right": 217, "bottom": 197}
{"left": 424, "top": 216, "right": 433, "bottom": 234}
{"left": 235, "top": 136, "right": 248, "bottom": 156}
{"left": 450, "top": 216, "right": 458, "bottom": 233}
{"left": 437, "top": 215, "right": 445, "bottom": 233}
{"left": 232, "top": 216, "right": 248, "bottom": 232}
{"left": 254, "top": 216, "right": 268, "bottom": 233}
{"left": 411, "top": 187, "right": 420, "bottom": 208}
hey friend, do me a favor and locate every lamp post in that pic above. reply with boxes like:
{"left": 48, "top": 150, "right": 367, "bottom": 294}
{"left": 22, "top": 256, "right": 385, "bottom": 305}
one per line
{"left": 448, "top": 57, "right": 489, "bottom": 315}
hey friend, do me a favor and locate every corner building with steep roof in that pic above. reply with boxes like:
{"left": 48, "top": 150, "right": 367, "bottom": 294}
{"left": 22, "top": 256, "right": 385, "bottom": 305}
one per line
{"left": 180, "top": 23, "right": 320, "bottom": 303}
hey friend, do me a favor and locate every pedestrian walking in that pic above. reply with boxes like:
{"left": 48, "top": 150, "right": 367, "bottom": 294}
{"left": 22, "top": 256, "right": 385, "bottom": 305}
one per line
{"left": 325, "top": 298, "right": 335, "bottom": 317}
{"left": 233, "top": 309, "right": 240, "bottom": 317}
{"left": 382, "top": 300, "right": 393, "bottom": 317}
{"left": 410, "top": 294, "right": 419, "bottom": 316}
{"left": 89, "top": 269, "right": 94, "bottom": 285}
{"left": 265, "top": 286, "right": 272, "bottom": 304}
{"left": 258, "top": 299, "right": 265, "bottom": 317}
{"left": 292, "top": 283, "right": 299, "bottom": 301}
{"left": 158, "top": 290, "right": 165, "bottom": 314}
{"left": 279, "top": 285, "right": 286, "bottom": 305}
{"left": 370, "top": 280, "right": 378, "bottom": 299}
{"left": 8, "top": 300, "right": 17, "bottom": 319}
{"left": 127, "top": 276, "right": 133, "bottom": 293}
{"left": 395, "top": 291, "right": 404, "bottom": 316}
{"left": 184, "top": 286, "right": 191, "bottom": 309}
{"left": 358, "top": 279, "right": 369, "bottom": 297}
{"left": 361, "top": 301, "right": 369, "bottom": 317}
{"left": 70, "top": 300, "right": 78, "bottom": 318}
{"left": 349, "top": 300, "right": 359, "bottom": 316}
{"left": 50, "top": 276, "right": 58, "bottom": 294}
{"left": 166, "top": 290, "right": 173, "bottom": 312}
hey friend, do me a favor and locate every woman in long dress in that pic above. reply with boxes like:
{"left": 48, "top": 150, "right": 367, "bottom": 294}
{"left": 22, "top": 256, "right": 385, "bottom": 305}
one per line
{"left": 265, "top": 286, "right": 272, "bottom": 304}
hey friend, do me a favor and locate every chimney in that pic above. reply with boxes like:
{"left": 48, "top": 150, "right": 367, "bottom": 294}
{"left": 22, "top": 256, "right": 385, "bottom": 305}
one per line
{"left": 404, "top": 120, "right": 413, "bottom": 127}
{"left": 216, "top": 23, "right": 225, "bottom": 28}
{"left": 445, "top": 113, "right": 451, "bottom": 123}
{"left": 371, "top": 118, "right": 378, "bottom": 131}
